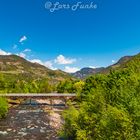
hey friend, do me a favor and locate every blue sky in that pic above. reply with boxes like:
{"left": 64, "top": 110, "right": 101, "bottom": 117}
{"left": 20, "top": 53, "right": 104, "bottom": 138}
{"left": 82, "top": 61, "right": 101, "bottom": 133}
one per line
{"left": 0, "top": 0, "right": 140, "bottom": 72}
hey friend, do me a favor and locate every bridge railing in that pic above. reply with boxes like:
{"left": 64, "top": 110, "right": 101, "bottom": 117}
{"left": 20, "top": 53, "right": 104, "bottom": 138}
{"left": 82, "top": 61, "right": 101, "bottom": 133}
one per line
{"left": 0, "top": 93, "right": 77, "bottom": 108}
{"left": 0, "top": 93, "right": 76, "bottom": 97}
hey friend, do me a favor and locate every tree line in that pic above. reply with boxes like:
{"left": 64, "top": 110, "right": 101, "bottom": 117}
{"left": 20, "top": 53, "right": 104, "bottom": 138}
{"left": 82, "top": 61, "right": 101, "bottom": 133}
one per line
{"left": 59, "top": 55, "right": 140, "bottom": 139}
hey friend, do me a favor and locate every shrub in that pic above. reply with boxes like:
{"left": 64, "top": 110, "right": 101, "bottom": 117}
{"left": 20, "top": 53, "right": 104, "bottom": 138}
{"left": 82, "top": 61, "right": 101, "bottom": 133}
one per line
{"left": 0, "top": 97, "right": 8, "bottom": 119}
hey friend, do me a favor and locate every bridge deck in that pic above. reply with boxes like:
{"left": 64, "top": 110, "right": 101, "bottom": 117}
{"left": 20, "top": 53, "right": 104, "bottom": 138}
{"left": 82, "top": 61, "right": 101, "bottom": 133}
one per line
{"left": 0, "top": 93, "right": 76, "bottom": 97}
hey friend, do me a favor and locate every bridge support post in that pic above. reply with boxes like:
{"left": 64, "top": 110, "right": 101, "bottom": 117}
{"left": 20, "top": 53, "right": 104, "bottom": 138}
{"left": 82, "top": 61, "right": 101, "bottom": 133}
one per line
{"left": 50, "top": 98, "right": 53, "bottom": 109}
{"left": 29, "top": 98, "right": 32, "bottom": 105}
{"left": 64, "top": 97, "right": 68, "bottom": 109}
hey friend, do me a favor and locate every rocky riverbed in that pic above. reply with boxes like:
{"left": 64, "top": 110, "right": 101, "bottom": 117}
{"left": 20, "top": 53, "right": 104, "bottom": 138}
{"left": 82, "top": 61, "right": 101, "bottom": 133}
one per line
{"left": 0, "top": 99, "right": 64, "bottom": 140}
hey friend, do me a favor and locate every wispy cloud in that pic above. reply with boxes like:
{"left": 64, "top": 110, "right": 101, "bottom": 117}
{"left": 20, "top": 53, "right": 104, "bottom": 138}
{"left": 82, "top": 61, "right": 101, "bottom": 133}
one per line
{"left": 13, "top": 44, "right": 17, "bottom": 49}
{"left": 30, "top": 59, "right": 57, "bottom": 70}
{"left": 18, "top": 52, "right": 26, "bottom": 58}
{"left": 19, "top": 36, "right": 27, "bottom": 43}
{"left": 44, "top": 61, "right": 57, "bottom": 70}
{"left": 112, "top": 60, "right": 116, "bottom": 63}
{"left": 30, "top": 55, "right": 78, "bottom": 71}
{"left": 17, "top": 48, "right": 31, "bottom": 58}
{"left": 0, "top": 49, "right": 11, "bottom": 55}
{"left": 30, "top": 59, "right": 43, "bottom": 65}
{"left": 89, "top": 66, "right": 96, "bottom": 69}
{"left": 55, "top": 55, "right": 76, "bottom": 65}
{"left": 23, "top": 49, "right": 31, "bottom": 52}
{"left": 13, "top": 36, "right": 28, "bottom": 50}
{"left": 64, "top": 66, "right": 79, "bottom": 73}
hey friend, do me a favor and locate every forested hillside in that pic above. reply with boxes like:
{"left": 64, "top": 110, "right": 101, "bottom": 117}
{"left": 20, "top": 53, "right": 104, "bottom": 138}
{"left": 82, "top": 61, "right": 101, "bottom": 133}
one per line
{"left": 60, "top": 53, "right": 140, "bottom": 139}
{"left": 0, "top": 55, "right": 73, "bottom": 93}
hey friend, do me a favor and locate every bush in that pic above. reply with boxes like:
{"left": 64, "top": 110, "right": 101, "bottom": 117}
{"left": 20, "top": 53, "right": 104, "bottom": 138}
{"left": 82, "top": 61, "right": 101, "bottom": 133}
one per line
{"left": 0, "top": 97, "right": 8, "bottom": 119}
{"left": 62, "top": 69, "right": 140, "bottom": 139}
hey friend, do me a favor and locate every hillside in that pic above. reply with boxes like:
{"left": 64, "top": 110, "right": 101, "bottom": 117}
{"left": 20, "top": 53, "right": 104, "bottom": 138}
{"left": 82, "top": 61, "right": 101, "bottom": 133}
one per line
{"left": 0, "top": 55, "right": 72, "bottom": 84}
{"left": 72, "top": 54, "right": 137, "bottom": 79}
{"left": 72, "top": 67, "right": 105, "bottom": 79}
{"left": 0, "top": 53, "right": 139, "bottom": 83}
{"left": 101, "top": 55, "right": 134, "bottom": 74}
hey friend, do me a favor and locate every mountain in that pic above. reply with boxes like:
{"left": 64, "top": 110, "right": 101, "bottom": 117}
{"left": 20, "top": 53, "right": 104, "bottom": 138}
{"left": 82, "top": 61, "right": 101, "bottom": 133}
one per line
{"left": 1, "top": 53, "right": 139, "bottom": 82}
{"left": 0, "top": 55, "right": 72, "bottom": 84}
{"left": 101, "top": 55, "right": 133, "bottom": 74}
{"left": 72, "top": 67, "right": 105, "bottom": 79}
{"left": 72, "top": 54, "right": 138, "bottom": 79}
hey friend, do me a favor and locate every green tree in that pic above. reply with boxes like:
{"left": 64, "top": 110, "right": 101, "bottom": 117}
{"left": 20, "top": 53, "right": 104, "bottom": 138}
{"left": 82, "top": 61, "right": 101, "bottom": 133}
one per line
{"left": 62, "top": 68, "right": 140, "bottom": 139}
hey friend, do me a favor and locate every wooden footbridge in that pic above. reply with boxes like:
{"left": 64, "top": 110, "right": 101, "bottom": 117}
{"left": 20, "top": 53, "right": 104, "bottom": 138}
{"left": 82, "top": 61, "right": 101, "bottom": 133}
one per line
{"left": 0, "top": 93, "right": 76, "bottom": 107}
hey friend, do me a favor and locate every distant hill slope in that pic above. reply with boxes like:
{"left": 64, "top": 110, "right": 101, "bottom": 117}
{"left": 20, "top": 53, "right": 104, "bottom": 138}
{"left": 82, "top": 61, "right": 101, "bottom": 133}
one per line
{"left": 72, "top": 67, "right": 105, "bottom": 79}
{"left": 72, "top": 54, "right": 139, "bottom": 79}
{"left": 0, "top": 55, "right": 72, "bottom": 84}
{"left": 101, "top": 55, "right": 133, "bottom": 74}
{"left": 1, "top": 53, "right": 139, "bottom": 81}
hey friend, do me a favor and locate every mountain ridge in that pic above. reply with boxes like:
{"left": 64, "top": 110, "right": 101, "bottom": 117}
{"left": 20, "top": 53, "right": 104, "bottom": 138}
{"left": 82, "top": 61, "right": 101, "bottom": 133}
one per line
{"left": 71, "top": 67, "right": 105, "bottom": 79}
{"left": 0, "top": 53, "right": 139, "bottom": 80}
{"left": 0, "top": 55, "right": 72, "bottom": 84}
{"left": 72, "top": 54, "right": 137, "bottom": 79}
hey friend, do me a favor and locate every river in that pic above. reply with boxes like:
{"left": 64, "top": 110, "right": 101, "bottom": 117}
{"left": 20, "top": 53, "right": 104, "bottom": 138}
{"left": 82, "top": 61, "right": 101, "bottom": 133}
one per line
{"left": 0, "top": 99, "right": 64, "bottom": 140}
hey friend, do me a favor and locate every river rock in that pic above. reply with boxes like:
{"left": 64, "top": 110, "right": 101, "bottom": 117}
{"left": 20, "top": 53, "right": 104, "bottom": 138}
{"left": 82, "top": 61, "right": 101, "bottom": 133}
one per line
{"left": 18, "top": 132, "right": 27, "bottom": 136}
{"left": 7, "top": 128, "right": 12, "bottom": 131}
{"left": 0, "top": 131, "right": 8, "bottom": 135}
{"left": 21, "top": 128, "right": 27, "bottom": 132}
{"left": 30, "top": 127, "right": 35, "bottom": 130}
{"left": 40, "top": 129, "right": 45, "bottom": 133}
{"left": 12, "top": 129, "right": 16, "bottom": 133}
{"left": 41, "top": 127, "right": 46, "bottom": 130}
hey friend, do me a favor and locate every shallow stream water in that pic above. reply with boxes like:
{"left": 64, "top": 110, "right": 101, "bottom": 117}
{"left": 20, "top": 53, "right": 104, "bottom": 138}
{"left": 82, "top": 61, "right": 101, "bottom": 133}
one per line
{"left": 0, "top": 100, "right": 63, "bottom": 140}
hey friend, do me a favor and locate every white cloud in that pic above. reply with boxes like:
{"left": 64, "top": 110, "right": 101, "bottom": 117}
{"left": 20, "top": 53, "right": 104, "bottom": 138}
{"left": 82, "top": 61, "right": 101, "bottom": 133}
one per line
{"left": 19, "top": 36, "right": 27, "bottom": 43}
{"left": 0, "top": 49, "right": 11, "bottom": 55}
{"left": 44, "top": 61, "right": 57, "bottom": 70}
{"left": 112, "top": 60, "right": 116, "bottom": 63}
{"left": 30, "top": 59, "right": 57, "bottom": 70}
{"left": 30, "top": 59, "right": 44, "bottom": 65}
{"left": 23, "top": 49, "right": 31, "bottom": 52}
{"left": 16, "top": 49, "right": 31, "bottom": 59}
{"left": 44, "top": 61, "right": 52, "bottom": 68}
{"left": 64, "top": 66, "right": 80, "bottom": 73}
{"left": 55, "top": 55, "right": 76, "bottom": 65}
{"left": 89, "top": 66, "right": 96, "bottom": 69}
{"left": 18, "top": 52, "right": 26, "bottom": 58}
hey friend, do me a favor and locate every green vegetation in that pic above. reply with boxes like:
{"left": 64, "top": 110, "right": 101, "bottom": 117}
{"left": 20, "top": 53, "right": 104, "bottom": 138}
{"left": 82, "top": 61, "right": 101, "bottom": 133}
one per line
{"left": 0, "top": 73, "right": 55, "bottom": 93}
{"left": 1, "top": 52, "right": 140, "bottom": 139}
{"left": 61, "top": 54, "right": 140, "bottom": 139}
{"left": 57, "top": 80, "right": 84, "bottom": 93}
{"left": 0, "top": 55, "right": 74, "bottom": 119}
{"left": 0, "top": 55, "right": 74, "bottom": 93}
{"left": 0, "top": 97, "right": 8, "bottom": 119}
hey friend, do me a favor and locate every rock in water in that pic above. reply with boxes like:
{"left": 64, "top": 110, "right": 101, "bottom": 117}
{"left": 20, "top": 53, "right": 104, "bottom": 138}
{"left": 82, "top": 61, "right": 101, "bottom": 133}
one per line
{"left": 0, "top": 131, "right": 8, "bottom": 135}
